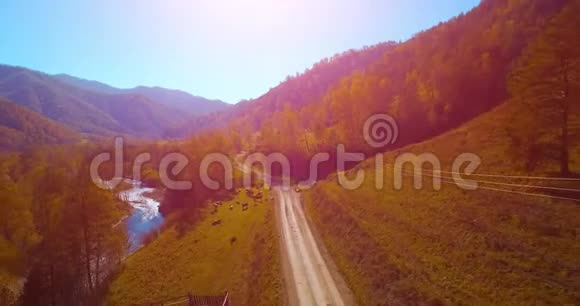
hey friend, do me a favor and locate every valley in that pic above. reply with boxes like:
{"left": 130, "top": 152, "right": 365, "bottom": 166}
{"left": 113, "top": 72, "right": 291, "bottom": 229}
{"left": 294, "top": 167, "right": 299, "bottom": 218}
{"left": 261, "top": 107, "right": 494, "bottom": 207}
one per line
{"left": 0, "top": 0, "right": 579, "bottom": 305}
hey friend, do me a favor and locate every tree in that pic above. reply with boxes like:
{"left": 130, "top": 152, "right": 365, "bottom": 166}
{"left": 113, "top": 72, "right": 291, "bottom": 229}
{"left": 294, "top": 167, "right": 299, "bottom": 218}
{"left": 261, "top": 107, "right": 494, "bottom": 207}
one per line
{"left": 19, "top": 151, "right": 127, "bottom": 305}
{"left": 510, "top": 1, "right": 580, "bottom": 175}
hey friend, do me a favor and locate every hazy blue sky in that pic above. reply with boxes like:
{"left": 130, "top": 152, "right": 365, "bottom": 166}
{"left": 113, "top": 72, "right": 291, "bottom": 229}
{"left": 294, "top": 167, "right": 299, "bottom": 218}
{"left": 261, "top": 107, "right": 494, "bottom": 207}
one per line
{"left": 0, "top": 0, "right": 479, "bottom": 103}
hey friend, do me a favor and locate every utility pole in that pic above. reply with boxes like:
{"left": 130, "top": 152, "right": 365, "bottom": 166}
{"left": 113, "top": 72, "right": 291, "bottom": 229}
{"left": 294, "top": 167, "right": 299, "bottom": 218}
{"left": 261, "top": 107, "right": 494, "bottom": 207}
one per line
{"left": 302, "top": 130, "right": 310, "bottom": 153}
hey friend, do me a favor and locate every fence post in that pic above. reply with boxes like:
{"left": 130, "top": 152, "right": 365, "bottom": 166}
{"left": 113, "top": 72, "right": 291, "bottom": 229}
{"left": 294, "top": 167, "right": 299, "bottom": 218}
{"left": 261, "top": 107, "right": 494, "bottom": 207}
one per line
{"left": 188, "top": 293, "right": 193, "bottom": 306}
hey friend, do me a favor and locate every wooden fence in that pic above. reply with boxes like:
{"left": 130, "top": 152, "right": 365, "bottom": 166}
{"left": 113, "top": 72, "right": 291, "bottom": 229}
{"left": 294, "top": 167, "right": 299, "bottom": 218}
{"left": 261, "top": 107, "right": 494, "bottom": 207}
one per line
{"left": 134, "top": 291, "right": 229, "bottom": 306}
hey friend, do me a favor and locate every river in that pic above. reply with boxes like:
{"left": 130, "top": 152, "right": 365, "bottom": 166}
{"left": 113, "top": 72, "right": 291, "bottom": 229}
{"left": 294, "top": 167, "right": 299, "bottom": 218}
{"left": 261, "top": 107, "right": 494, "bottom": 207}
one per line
{"left": 118, "top": 180, "right": 164, "bottom": 253}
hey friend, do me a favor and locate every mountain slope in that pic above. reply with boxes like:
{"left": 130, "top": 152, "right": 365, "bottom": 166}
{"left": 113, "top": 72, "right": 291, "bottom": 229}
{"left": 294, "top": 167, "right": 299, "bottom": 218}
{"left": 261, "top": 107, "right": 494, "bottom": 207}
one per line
{"left": 160, "top": 0, "right": 573, "bottom": 213}
{"left": 185, "top": 0, "right": 568, "bottom": 160}
{"left": 164, "top": 0, "right": 568, "bottom": 186}
{"left": 300, "top": 0, "right": 568, "bottom": 152}
{"left": 0, "top": 98, "right": 80, "bottom": 150}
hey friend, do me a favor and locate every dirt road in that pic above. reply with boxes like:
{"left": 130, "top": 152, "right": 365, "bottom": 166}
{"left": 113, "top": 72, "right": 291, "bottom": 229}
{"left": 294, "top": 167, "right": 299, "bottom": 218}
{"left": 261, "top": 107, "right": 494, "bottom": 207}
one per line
{"left": 275, "top": 187, "right": 354, "bottom": 306}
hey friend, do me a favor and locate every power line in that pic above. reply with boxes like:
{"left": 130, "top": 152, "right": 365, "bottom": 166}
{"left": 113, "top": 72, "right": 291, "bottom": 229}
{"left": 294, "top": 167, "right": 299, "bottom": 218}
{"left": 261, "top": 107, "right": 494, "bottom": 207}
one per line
{"left": 417, "top": 167, "right": 580, "bottom": 181}
{"left": 384, "top": 164, "right": 580, "bottom": 203}
{"left": 384, "top": 164, "right": 580, "bottom": 193}
{"left": 440, "top": 177, "right": 580, "bottom": 203}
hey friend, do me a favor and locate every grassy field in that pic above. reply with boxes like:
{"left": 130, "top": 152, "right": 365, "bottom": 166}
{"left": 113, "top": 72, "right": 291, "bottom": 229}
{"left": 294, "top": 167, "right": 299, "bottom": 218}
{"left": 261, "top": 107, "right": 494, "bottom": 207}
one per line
{"left": 304, "top": 102, "right": 580, "bottom": 305}
{"left": 105, "top": 188, "right": 282, "bottom": 305}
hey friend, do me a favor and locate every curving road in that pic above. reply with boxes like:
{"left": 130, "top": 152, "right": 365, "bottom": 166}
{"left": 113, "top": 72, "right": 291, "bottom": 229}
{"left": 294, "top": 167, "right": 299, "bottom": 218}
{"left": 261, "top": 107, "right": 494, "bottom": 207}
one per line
{"left": 275, "top": 187, "right": 353, "bottom": 306}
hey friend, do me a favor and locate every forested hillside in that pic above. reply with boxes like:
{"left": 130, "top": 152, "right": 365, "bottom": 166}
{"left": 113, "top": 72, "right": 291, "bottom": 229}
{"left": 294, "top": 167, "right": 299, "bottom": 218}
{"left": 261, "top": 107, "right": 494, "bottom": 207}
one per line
{"left": 160, "top": 0, "right": 570, "bottom": 192}
{"left": 161, "top": 0, "right": 569, "bottom": 183}
{"left": 146, "top": 0, "right": 577, "bottom": 235}
{"left": 0, "top": 98, "right": 80, "bottom": 151}
{"left": 252, "top": 0, "right": 569, "bottom": 154}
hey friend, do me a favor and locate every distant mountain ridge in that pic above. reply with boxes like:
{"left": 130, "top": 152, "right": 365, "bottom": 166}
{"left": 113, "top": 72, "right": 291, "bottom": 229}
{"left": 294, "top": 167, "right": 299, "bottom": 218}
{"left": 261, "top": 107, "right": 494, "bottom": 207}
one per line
{"left": 0, "top": 65, "right": 229, "bottom": 139}
{"left": 52, "top": 73, "right": 120, "bottom": 94}
{"left": 53, "top": 74, "right": 229, "bottom": 115}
